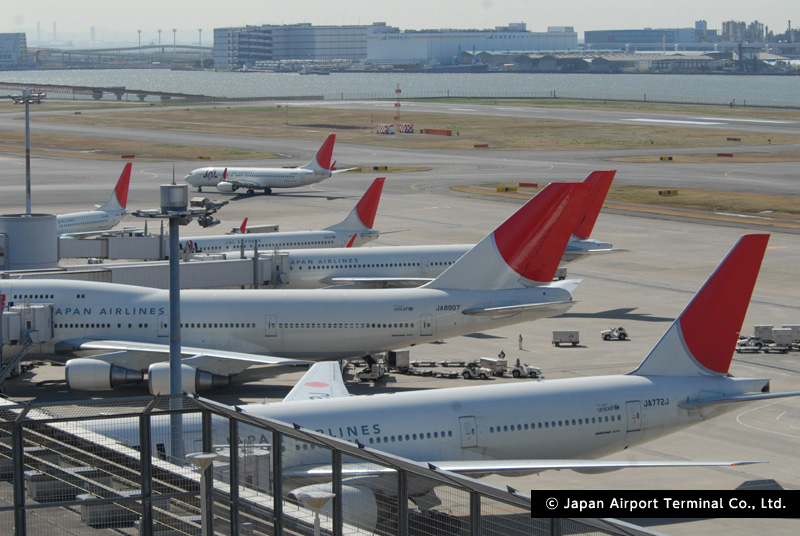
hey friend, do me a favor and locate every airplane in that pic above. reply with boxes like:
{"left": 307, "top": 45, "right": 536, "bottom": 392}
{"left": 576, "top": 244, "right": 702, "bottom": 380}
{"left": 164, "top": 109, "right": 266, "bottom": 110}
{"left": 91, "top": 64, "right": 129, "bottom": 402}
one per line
{"left": 56, "top": 163, "right": 132, "bottom": 236}
{"left": 242, "top": 170, "right": 619, "bottom": 289}
{"left": 180, "top": 177, "right": 384, "bottom": 254}
{"left": 0, "top": 181, "right": 588, "bottom": 394}
{"left": 81, "top": 234, "right": 800, "bottom": 532}
{"left": 184, "top": 134, "right": 355, "bottom": 195}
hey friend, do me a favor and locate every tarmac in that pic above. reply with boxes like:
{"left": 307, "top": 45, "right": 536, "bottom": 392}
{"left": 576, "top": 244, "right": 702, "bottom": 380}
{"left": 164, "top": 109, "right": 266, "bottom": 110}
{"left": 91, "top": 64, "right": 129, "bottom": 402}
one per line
{"left": 1, "top": 101, "right": 799, "bottom": 536}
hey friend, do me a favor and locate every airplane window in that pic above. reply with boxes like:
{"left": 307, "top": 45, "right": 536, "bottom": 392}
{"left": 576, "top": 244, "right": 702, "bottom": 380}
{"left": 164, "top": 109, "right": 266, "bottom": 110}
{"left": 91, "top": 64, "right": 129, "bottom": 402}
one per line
{"left": 391, "top": 436, "right": 395, "bottom": 442}
{"left": 405, "top": 435, "right": 410, "bottom": 441}
{"left": 369, "top": 438, "right": 374, "bottom": 444}
{"left": 524, "top": 424, "right": 529, "bottom": 430}
{"left": 490, "top": 427, "right": 494, "bottom": 433}
{"left": 433, "top": 432, "right": 438, "bottom": 438}
{"left": 448, "top": 431, "right": 452, "bottom": 437}
{"left": 503, "top": 426, "right": 508, "bottom": 432}
{"left": 412, "top": 434, "right": 417, "bottom": 440}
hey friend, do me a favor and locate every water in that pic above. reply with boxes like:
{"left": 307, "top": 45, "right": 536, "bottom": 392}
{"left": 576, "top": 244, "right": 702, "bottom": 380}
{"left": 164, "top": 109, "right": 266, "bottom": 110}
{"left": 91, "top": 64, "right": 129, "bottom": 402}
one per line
{"left": 2, "top": 69, "right": 799, "bottom": 107}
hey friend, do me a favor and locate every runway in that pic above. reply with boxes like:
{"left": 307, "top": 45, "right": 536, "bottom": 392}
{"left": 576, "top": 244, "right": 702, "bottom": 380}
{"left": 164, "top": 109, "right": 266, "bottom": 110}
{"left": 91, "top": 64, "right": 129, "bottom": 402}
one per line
{"left": 1, "top": 100, "right": 799, "bottom": 536}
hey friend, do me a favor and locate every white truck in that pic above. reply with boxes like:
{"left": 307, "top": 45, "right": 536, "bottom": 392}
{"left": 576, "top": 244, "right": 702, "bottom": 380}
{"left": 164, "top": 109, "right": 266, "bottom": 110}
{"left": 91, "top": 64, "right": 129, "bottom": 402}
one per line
{"left": 552, "top": 330, "right": 580, "bottom": 347}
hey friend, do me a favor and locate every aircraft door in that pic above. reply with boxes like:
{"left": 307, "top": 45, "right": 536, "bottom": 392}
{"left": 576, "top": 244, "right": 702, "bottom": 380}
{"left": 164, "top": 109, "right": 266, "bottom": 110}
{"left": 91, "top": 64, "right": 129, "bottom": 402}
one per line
{"left": 420, "top": 314, "right": 433, "bottom": 336}
{"left": 626, "top": 400, "right": 642, "bottom": 432}
{"left": 421, "top": 257, "right": 429, "bottom": 275}
{"left": 265, "top": 314, "right": 277, "bottom": 337}
{"left": 157, "top": 315, "right": 169, "bottom": 337}
{"left": 459, "top": 416, "right": 478, "bottom": 448}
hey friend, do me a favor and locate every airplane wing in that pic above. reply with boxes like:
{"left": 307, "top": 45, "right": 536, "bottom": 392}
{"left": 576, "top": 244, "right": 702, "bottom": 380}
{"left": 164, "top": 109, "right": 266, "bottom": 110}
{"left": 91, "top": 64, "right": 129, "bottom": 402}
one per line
{"left": 282, "top": 459, "right": 761, "bottom": 480}
{"left": 282, "top": 361, "right": 351, "bottom": 402}
{"left": 56, "top": 339, "right": 311, "bottom": 375}
{"left": 226, "top": 178, "right": 264, "bottom": 189}
{"left": 426, "top": 459, "right": 762, "bottom": 477}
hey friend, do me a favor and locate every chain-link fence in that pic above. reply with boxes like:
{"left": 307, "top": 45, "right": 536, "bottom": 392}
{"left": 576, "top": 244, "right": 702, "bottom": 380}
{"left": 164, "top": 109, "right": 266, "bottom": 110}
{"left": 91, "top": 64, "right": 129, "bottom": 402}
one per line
{"left": 0, "top": 394, "right": 661, "bottom": 535}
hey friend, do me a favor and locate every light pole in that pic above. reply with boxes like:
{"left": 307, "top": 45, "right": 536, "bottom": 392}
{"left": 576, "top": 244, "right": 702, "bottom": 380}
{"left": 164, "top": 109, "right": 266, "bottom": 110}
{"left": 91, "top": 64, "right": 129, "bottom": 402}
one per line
{"left": 297, "top": 491, "right": 335, "bottom": 536}
{"left": 173, "top": 29, "right": 177, "bottom": 56}
{"left": 186, "top": 452, "right": 219, "bottom": 536}
{"left": 9, "top": 90, "right": 46, "bottom": 214}
{"left": 137, "top": 30, "right": 141, "bottom": 53}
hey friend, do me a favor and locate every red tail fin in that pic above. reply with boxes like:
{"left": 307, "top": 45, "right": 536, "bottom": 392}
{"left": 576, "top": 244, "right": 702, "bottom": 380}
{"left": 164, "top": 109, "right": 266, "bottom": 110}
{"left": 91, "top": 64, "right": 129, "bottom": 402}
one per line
{"left": 494, "top": 182, "right": 590, "bottom": 283}
{"left": 345, "top": 234, "right": 357, "bottom": 248}
{"left": 355, "top": 177, "right": 385, "bottom": 229}
{"left": 572, "top": 170, "right": 615, "bottom": 239}
{"left": 114, "top": 163, "right": 132, "bottom": 209}
{"left": 239, "top": 218, "right": 248, "bottom": 234}
{"left": 314, "top": 134, "right": 336, "bottom": 170}
{"left": 634, "top": 234, "right": 769, "bottom": 376}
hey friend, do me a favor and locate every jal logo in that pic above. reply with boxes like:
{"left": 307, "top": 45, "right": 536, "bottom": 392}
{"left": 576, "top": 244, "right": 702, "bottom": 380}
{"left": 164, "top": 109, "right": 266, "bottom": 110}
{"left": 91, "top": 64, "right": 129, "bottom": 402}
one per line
{"left": 202, "top": 169, "right": 220, "bottom": 178}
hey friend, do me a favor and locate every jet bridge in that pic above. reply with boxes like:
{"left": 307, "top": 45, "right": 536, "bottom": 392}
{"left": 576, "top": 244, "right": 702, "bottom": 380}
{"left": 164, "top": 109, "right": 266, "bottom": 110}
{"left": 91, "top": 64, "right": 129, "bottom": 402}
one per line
{"left": 1, "top": 303, "right": 54, "bottom": 383}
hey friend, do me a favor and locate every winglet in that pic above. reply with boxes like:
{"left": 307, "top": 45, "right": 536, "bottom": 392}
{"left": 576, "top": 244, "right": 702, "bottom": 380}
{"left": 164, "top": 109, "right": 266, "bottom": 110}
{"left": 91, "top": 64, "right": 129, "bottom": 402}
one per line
{"left": 428, "top": 182, "right": 589, "bottom": 290}
{"left": 572, "top": 170, "right": 615, "bottom": 239}
{"left": 632, "top": 234, "right": 769, "bottom": 377}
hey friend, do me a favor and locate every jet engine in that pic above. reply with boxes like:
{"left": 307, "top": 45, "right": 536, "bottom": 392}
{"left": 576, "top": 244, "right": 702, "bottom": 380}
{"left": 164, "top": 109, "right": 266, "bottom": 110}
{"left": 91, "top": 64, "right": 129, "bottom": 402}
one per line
{"left": 147, "top": 362, "right": 230, "bottom": 395}
{"left": 65, "top": 358, "right": 144, "bottom": 391}
{"left": 216, "top": 181, "right": 237, "bottom": 193}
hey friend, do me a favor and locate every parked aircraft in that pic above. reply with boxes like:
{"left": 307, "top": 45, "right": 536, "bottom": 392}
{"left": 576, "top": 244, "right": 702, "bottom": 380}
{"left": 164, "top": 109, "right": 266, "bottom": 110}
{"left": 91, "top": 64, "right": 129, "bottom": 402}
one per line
{"left": 245, "top": 170, "right": 619, "bottom": 288}
{"left": 180, "top": 177, "right": 384, "bottom": 254}
{"left": 184, "top": 134, "right": 354, "bottom": 195}
{"left": 83, "top": 234, "right": 799, "bottom": 532}
{"left": 1, "top": 182, "right": 587, "bottom": 393}
{"left": 56, "top": 163, "right": 131, "bottom": 236}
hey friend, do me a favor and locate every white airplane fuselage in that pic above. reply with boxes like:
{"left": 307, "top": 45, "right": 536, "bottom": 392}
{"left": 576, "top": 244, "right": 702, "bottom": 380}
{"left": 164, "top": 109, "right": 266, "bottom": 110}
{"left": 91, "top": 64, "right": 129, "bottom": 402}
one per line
{"left": 250, "top": 374, "right": 768, "bottom": 462}
{"left": 180, "top": 228, "right": 379, "bottom": 253}
{"left": 4, "top": 279, "right": 573, "bottom": 359}
{"left": 268, "top": 238, "right": 614, "bottom": 289}
{"left": 185, "top": 167, "right": 330, "bottom": 192}
{"left": 56, "top": 210, "right": 125, "bottom": 235}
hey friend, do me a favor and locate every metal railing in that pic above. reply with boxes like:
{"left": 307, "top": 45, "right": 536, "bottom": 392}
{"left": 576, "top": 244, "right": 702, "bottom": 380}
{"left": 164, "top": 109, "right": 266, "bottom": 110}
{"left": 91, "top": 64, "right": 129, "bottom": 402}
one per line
{"left": 0, "top": 394, "right": 659, "bottom": 535}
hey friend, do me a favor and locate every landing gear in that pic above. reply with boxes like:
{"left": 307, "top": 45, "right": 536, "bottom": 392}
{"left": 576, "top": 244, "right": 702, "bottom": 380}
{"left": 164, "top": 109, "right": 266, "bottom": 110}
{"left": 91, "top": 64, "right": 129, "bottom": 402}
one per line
{"left": 197, "top": 186, "right": 203, "bottom": 193}
{"left": 247, "top": 188, "right": 255, "bottom": 195}
{"left": 264, "top": 187, "right": 272, "bottom": 195}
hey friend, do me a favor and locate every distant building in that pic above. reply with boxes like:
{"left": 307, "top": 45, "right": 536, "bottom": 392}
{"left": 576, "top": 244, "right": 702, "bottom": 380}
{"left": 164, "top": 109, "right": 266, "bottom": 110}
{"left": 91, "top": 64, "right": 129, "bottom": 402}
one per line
{"left": 367, "top": 23, "right": 578, "bottom": 65}
{"left": 584, "top": 26, "right": 719, "bottom": 52}
{"left": 0, "top": 33, "right": 27, "bottom": 69}
{"left": 213, "top": 24, "right": 368, "bottom": 69}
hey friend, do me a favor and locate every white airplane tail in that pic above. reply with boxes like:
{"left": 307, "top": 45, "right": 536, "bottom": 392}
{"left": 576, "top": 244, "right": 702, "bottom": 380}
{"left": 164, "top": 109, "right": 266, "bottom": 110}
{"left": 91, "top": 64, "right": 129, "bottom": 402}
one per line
{"left": 97, "top": 163, "right": 132, "bottom": 213}
{"left": 632, "top": 234, "right": 769, "bottom": 377}
{"left": 427, "top": 182, "right": 590, "bottom": 291}
{"left": 325, "top": 177, "right": 385, "bottom": 231}
{"left": 300, "top": 134, "right": 336, "bottom": 172}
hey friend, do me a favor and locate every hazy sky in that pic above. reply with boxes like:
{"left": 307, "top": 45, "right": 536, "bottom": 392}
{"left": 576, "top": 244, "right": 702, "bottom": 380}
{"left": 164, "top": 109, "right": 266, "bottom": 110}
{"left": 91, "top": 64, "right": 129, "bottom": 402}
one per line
{"left": 4, "top": 1, "right": 797, "bottom": 43}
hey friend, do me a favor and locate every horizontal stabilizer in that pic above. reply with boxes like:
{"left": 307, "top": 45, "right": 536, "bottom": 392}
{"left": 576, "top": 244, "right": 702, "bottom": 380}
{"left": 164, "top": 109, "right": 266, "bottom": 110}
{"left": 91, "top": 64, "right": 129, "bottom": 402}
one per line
{"left": 679, "top": 390, "right": 800, "bottom": 410}
{"left": 282, "top": 361, "right": 351, "bottom": 402}
{"left": 462, "top": 300, "right": 574, "bottom": 318}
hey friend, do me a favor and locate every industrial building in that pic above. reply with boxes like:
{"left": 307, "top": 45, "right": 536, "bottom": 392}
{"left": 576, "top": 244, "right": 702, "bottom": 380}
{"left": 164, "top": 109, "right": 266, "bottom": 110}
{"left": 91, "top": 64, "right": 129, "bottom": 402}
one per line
{"left": 367, "top": 22, "right": 578, "bottom": 66}
{"left": 0, "top": 33, "right": 27, "bottom": 69}
{"left": 584, "top": 21, "right": 719, "bottom": 52}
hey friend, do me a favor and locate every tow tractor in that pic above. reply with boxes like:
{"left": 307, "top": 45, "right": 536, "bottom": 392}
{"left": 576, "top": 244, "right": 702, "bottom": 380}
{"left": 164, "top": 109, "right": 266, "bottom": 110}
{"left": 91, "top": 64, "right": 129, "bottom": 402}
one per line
{"left": 510, "top": 361, "right": 543, "bottom": 379}
{"left": 601, "top": 326, "right": 629, "bottom": 341}
{"left": 461, "top": 361, "right": 492, "bottom": 380}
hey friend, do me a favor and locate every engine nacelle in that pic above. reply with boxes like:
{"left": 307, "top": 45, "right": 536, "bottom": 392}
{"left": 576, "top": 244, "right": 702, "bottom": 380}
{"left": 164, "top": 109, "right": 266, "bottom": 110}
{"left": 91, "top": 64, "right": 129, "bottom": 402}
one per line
{"left": 65, "top": 358, "right": 144, "bottom": 391}
{"left": 288, "top": 484, "right": 378, "bottom": 533}
{"left": 215, "top": 181, "right": 237, "bottom": 193}
{"left": 147, "top": 362, "right": 230, "bottom": 395}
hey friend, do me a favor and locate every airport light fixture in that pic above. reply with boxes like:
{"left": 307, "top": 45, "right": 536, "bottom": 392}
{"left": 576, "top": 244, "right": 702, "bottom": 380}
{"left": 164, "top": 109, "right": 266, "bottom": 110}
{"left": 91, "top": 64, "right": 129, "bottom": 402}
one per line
{"left": 132, "top": 181, "right": 226, "bottom": 460}
{"left": 186, "top": 452, "right": 219, "bottom": 536}
{"left": 8, "top": 90, "right": 46, "bottom": 214}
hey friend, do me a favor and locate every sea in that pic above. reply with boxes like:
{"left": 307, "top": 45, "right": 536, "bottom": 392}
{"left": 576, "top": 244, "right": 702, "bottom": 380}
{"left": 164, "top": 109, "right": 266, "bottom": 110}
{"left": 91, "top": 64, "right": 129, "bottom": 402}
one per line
{"left": 1, "top": 70, "right": 799, "bottom": 108}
